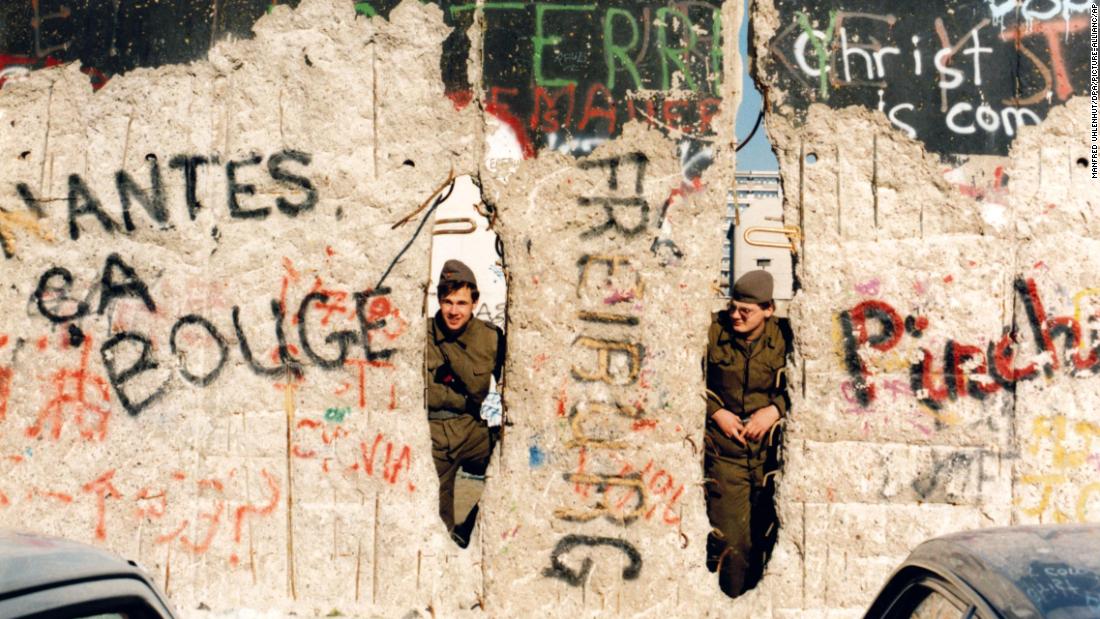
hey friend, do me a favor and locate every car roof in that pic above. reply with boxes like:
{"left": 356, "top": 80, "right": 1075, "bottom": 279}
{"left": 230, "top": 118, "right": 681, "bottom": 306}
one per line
{"left": 0, "top": 530, "right": 152, "bottom": 599}
{"left": 906, "top": 524, "right": 1100, "bottom": 617}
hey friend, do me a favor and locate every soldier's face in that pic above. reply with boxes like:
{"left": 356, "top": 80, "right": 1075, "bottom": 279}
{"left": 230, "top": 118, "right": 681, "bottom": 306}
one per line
{"left": 729, "top": 300, "right": 773, "bottom": 339}
{"left": 440, "top": 287, "right": 475, "bottom": 331}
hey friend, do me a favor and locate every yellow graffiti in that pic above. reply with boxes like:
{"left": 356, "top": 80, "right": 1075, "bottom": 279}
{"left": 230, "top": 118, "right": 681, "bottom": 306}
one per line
{"left": 576, "top": 254, "right": 644, "bottom": 298}
{"left": 1072, "top": 288, "right": 1100, "bottom": 350}
{"left": 1017, "top": 414, "right": 1100, "bottom": 523}
{"left": 1018, "top": 473, "right": 1071, "bottom": 522}
{"left": 554, "top": 473, "right": 648, "bottom": 524}
{"left": 570, "top": 337, "right": 643, "bottom": 385}
{"left": 1028, "top": 415, "right": 1100, "bottom": 470}
{"left": 565, "top": 400, "right": 641, "bottom": 450}
{"left": 0, "top": 208, "right": 53, "bottom": 256}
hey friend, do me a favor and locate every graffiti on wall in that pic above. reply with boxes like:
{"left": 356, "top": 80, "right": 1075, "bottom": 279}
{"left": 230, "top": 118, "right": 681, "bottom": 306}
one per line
{"left": 0, "top": 455, "right": 283, "bottom": 563}
{"left": 534, "top": 151, "right": 695, "bottom": 587}
{"left": 0, "top": 0, "right": 313, "bottom": 90}
{"left": 838, "top": 278, "right": 1100, "bottom": 413}
{"left": 1, "top": 1, "right": 724, "bottom": 179}
{"left": 1018, "top": 414, "right": 1100, "bottom": 523}
{"left": 764, "top": 1, "right": 1092, "bottom": 155}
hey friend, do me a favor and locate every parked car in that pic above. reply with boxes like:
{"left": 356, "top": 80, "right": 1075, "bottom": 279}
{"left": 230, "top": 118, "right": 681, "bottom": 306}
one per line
{"left": 865, "top": 524, "right": 1100, "bottom": 618}
{"left": 0, "top": 531, "right": 176, "bottom": 618}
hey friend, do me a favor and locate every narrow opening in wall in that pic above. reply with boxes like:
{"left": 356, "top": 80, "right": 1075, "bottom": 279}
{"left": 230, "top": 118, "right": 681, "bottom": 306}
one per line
{"left": 704, "top": 0, "right": 792, "bottom": 599}
{"left": 424, "top": 175, "right": 506, "bottom": 549}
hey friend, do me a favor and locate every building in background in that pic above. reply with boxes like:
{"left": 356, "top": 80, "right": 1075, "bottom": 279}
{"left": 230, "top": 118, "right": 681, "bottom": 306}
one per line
{"left": 721, "top": 171, "right": 792, "bottom": 300}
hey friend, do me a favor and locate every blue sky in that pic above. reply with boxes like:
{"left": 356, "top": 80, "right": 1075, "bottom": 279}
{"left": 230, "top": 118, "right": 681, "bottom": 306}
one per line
{"left": 734, "top": 0, "right": 778, "bottom": 171}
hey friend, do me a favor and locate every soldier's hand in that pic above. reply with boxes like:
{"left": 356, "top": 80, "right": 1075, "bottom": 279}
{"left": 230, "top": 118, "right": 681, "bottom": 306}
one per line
{"left": 744, "top": 405, "right": 780, "bottom": 441}
{"left": 711, "top": 409, "right": 746, "bottom": 445}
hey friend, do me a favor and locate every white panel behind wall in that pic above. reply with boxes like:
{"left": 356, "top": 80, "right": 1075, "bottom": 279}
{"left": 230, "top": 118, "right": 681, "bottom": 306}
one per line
{"left": 427, "top": 175, "right": 507, "bottom": 329}
{"left": 732, "top": 196, "right": 794, "bottom": 301}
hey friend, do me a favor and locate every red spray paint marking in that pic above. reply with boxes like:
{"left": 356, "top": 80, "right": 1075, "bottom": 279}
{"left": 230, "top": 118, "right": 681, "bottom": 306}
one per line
{"left": 180, "top": 503, "right": 224, "bottom": 555}
{"left": 134, "top": 487, "right": 167, "bottom": 519}
{"left": 0, "top": 366, "right": 11, "bottom": 422}
{"left": 1000, "top": 17, "right": 1089, "bottom": 101}
{"left": 446, "top": 89, "right": 473, "bottom": 111}
{"left": 26, "top": 338, "right": 111, "bottom": 442}
{"left": 82, "top": 469, "right": 120, "bottom": 542}
{"left": 233, "top": 469, "right": 280, "bottom": 543}
{"left": 355, "top": 433, "right": 415, "bottom": 492}
{"left": 486, "top": 101, "right": 535, "bottom": 159}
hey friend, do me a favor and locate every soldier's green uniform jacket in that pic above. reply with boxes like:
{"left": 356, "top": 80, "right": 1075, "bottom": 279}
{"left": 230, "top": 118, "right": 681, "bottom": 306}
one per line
{"left": 705, "top": 311, "right": 788, "bottom": 420}
{"left": 425, "top": 314, "right": 504, "bottom": 419}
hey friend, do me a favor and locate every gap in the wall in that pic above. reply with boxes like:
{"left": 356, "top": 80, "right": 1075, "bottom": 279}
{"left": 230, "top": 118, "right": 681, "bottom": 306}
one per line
{"left": 424, "top": 174, "right": 506, "bottom": 548}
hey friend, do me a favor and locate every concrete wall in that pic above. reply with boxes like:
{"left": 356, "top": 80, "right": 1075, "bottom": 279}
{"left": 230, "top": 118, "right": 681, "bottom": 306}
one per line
{"left": 0, "top": 0, "right": 1096, "bottom": 617}
{"left": 0, "top": 0, "right": 737, "bottom": 616}
{"left": 753, "top": 1, "right": 1099, "bottom": 616}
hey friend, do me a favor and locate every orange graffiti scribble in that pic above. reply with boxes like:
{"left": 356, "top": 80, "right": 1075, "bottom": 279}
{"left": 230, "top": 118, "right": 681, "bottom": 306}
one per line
{"left": 306, "top": 277, "right": 349, "bottom": 326}
{"left": 26, "top": 339, "right": 110, "bottom": 442}
{"left": 134, "top": 487, "right": 167, "bottom": 519}
{"left": 82, "top": 469, "right": 120, "bottom": 541}
{"left": 179, "top": 502, "right": 224, "bottom": 554}
{"left": 344, "top": 358, "right": 395, "bottom": 410}
{"left": 278, "top": 257, "right": 300, "bottom": 315}
{"left": 233, "top": 469, "right": 280, "bottom": 543}
{"left": 155, "top": 520, "right": 189, "bottom": 544}
{"left": 0, "top": 366, "right": 11, "bottom": 422}
{"left": 351, "top": 433, "right": 416, "bottom": 492}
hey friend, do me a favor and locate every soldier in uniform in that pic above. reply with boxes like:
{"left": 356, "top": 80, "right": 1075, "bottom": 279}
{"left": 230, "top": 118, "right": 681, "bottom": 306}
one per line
{"left": 704, "top": 270, "right": 789, "bottom": 597}
{"left": 426, "top": 259, "right": 505, "bottom": 547}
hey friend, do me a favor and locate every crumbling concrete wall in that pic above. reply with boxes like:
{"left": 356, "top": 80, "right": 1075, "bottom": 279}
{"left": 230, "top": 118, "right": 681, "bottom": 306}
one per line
{"left": 750, "top": 0, "right": 1100, "bottom": 616}
{"left": 0, "top": 0, "right": 741, "bottom": 616}
{"left": 2, "top": 0, "right": 1095, "bottom": 616}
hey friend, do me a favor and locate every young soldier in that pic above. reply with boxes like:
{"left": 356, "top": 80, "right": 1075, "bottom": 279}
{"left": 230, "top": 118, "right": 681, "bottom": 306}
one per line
{"left": 425, "top": 259, "right": 504, "bottom": 547}
{"left": 705, "top": 270, "right": 789, "bottom": 597}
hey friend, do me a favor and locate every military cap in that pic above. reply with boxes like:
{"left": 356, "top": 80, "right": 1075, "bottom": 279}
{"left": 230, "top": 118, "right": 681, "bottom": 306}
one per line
{"left": 439, "top": 259, "right": 477, "bottom": 288}
{"left": 732, "top": 270, "right": 774, "bottom": 304}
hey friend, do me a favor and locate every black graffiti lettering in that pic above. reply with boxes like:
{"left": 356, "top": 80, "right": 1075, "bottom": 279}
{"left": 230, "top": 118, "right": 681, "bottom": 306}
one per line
{"left": 944, "top": 341, "right": 960, "bottom": 401}
{"left": 233, "top": 301, "right": 300, "bottom": 377}
{"left": 67, "top": 174, "right": 118, "bottom": 240}
{"left": 170, "top": 314, "right": 229, "bottom": 387}
{"left": 354, "top": 288, "right": 396, "bottom": 362}
{"left": 33, "top": 267, "right": 89, "bottom": 323}
{"left": 298, "top": 292, "right": 358, "bottom": 369}
{"left": 578, "top": 196, "right": 649, "bottom": 238}
{"left": 268, "top": 149, "right": 318, "bottom": 217}
{"left": 100, "top": 331, "right": 168, "bottom": 416}
{"left": 117, "top": 155, "right": 168, "bottom": 231}
{"left": 15, "top": 182, "right": 46, "bottom": 217}
{"left": 68, "top": 324, "right": 85, "bottom": 348}
{"left": 98, "top": 253, "right": 156, "bottom": 315}
{"left": 542, "top": 534, "right": 643, "bottom": 587}
{"left": 226, "top": 153, "right": 269, "bottom": 220}
{"left": 910, "top": 451, "right": 992, "bottom": 502}
{"left": 168, "top": 154, "right": 210, "bottom": 220}
{"left": 838, "top": 309, "right": 874, "bottom": 407}
{"left": 1015, "top": 277, "right": 1057, "bottom": 378}
{"left": 577, "top": 152, "right": 648, "bottom": 193}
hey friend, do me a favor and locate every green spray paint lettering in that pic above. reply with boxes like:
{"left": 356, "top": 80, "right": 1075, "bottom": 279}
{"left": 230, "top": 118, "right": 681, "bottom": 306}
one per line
{"left": 324, "top": 407, "right": 350, "bottom": 423}
{"left": 796, "top": 10, "right": 837, "bottom": 100}
{"left": 708, "top": 8, "right": 723, "bottom": 96}
{"left": 603, "top": 8, "right": 642, "bottom": 91}
{"left": 656, "top": 7, "right": 699, "bottom": 92}
{"left": 533, "top": 3, "right": 596, "bottom": 87}
{"left": 353, "top": 2, "right": 377, "bottom": 17}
